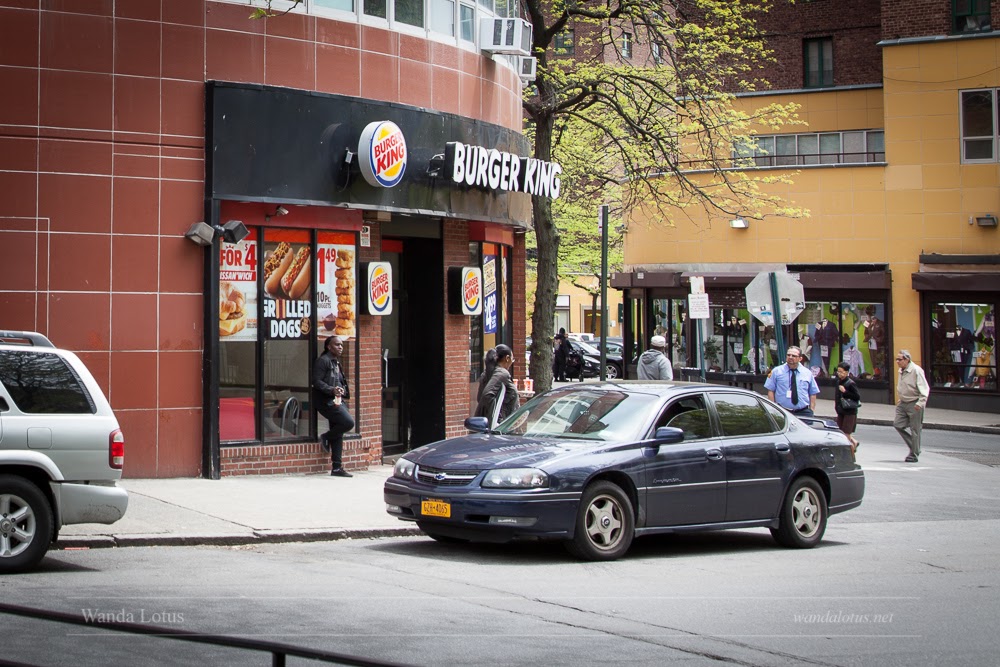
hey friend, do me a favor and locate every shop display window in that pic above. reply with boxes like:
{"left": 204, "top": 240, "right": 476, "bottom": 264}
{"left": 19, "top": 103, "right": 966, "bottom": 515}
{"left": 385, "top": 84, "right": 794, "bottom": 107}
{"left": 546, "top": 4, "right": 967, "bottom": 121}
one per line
{"left": 796, "top": 301, "right": 888, "bottom": 381}
{"left": 929, "top": 302, "right": 996, "bottom": 390}
{"left": 218, "top": 227, "right": 359, "bottom": 445}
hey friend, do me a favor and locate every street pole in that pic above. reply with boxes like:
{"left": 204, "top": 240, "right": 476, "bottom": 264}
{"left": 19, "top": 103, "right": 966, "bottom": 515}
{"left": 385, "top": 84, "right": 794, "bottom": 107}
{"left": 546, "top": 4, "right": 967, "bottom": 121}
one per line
{"left": 768, "top": 272, "right": 786, "bottom": 361}
{"left": 599, "top": 205, "right": 609, "bottom": 381}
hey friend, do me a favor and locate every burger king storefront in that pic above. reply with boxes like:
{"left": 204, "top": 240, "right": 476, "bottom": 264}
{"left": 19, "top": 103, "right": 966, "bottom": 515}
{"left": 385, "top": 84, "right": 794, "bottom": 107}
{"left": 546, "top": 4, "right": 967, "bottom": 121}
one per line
{"left": 202, "top": 82, "right": 545, "bottom": 477}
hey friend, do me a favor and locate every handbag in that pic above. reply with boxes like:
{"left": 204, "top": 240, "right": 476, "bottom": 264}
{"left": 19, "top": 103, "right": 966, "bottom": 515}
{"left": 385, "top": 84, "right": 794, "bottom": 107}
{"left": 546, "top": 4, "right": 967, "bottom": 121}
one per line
{"left": 840, "top": 397, "right": 861, "bottom": 410}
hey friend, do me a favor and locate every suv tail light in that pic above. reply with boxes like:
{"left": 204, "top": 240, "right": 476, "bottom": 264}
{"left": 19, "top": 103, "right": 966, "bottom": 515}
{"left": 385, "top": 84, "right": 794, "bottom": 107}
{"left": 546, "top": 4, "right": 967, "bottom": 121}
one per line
{"left": 109, "top": 429, "right": 125, "bottom": 470}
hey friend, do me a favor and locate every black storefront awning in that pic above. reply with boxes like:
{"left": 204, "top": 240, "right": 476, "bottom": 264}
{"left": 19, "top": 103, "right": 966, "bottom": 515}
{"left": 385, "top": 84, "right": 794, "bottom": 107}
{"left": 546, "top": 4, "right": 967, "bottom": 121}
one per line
{"left": 912, "top": 272, "right": 1000, "bottom": 292}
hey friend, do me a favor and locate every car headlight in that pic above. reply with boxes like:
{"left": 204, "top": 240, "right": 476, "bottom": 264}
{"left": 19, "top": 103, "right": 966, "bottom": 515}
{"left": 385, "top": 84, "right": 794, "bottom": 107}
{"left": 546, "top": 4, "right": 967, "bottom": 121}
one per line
{"left": 393, "top": 457, "right": 416, "bottom": 480}
{"left": 481, "top": 468, "right": 549, "bottom": 488}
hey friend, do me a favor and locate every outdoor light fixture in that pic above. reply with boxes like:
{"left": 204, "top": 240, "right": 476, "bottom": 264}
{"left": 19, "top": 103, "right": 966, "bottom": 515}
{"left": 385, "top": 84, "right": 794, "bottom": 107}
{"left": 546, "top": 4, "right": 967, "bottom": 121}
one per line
{"left": 730, "top": 217, "right": 750, "bottom": 229}
{"left": 975, "top": 214, "right": 998, "bottom": 227}
{"left": 426, "top": 153, "right": 445, "bottom": 178}
{"left": 183, "top": 220, "right": 250, "bottom": 247}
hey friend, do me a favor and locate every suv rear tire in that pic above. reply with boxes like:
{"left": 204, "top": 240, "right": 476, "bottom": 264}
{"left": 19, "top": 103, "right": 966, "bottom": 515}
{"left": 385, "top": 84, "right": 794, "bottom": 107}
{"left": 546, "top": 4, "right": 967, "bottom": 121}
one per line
{"left": 0, "top": 475, "right": 54, "bottom": 573}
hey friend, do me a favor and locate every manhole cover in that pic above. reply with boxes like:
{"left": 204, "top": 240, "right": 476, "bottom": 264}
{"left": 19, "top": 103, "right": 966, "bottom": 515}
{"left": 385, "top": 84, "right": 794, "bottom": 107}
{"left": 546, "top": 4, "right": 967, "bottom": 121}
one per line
{"left": 936, "top": 451, "right": 1000, "bottom": 468}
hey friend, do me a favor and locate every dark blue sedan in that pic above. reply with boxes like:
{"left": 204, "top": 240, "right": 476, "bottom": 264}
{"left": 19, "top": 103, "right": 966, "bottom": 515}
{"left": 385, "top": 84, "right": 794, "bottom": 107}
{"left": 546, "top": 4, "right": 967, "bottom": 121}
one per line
{"left": 384, "top": 382, "right": 865, "bottom": 560}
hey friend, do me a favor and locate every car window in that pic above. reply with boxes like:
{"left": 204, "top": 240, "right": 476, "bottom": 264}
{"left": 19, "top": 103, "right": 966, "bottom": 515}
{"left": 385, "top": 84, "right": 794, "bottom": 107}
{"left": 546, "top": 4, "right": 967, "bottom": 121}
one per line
{"left": 710, "top": 392, "right": 776, "bottom": 437}
{"left": 0, "top": 350, "right": 96, "bottom": 414}
{"left": 499, "top": 388, "right": 658, "bottom": 441}
{"left": 655, "top": 395, "right": 713, "bottom": 441}
{"left": 574, "top": 340, "right": 601, "bottom": 356}
{"left": 762, "top": 400, "right": 787, "bottom": 431}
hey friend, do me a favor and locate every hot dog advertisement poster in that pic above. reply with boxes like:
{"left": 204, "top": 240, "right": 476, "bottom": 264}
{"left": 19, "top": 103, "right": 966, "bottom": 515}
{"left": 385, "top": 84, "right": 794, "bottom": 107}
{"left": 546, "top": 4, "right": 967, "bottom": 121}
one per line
{"left": 219, "top": 228, "right": 258, "bottom": 342}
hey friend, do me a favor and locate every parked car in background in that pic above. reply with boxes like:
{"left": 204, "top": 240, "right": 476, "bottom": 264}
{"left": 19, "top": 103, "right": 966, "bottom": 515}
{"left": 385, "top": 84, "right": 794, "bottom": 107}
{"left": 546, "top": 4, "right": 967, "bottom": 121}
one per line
{"left": 384, "top": 382, "right": 865, "bottom": 560}
{"left": 567, "top": 339, "right": 623, "bottom": 380}
{"left": 594, "top": 337, "right": 625, "bottom": 359}
{"left": 0, "top": 331, "right": 129, "bottom": 572}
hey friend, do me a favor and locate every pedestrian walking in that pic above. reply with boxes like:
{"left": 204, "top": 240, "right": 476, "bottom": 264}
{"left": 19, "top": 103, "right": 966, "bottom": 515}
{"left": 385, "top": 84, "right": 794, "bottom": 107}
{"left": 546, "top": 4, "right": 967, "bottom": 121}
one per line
{"left": 313, "top": 335, "right": 355, "bottom": 477}
{"left": 476, "top": 344, "right": 520, "bottom": 427}
{"left": 553, "top": 328, "right": 570, "bottom": 382}
{"left": 894, "top": 349, "right": 930, "bottom": 463}
{"left": 765, "top": 346, "right": 820, "bottom": 416}
{"left": 637, "top": 335, "right": 674, "bottom": 380}
{"left": 834, "top": 361, "right": 861, "bottom": 451}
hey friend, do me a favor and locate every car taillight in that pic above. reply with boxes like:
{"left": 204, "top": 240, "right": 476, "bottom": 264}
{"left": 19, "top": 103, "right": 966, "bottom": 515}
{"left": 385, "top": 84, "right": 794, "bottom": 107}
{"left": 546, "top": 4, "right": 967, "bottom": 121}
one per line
{"left": 109, "top": 429, "right": 125, "bottom": 470}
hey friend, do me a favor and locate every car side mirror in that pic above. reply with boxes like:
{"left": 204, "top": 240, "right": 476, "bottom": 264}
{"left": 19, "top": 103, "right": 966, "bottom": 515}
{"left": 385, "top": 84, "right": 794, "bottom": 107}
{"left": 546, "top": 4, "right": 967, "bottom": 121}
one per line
{"left": 653, "top": 426, "right": 684, "bottom": 444}
{"left": 465, "top": 416, "right": 490, "bottom": 433}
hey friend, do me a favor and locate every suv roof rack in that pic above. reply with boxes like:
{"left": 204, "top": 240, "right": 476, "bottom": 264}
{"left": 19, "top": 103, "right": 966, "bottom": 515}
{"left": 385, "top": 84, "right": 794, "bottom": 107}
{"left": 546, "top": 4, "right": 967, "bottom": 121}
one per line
{"left": 0, "top": 331, "right": 55, "bottom": 348}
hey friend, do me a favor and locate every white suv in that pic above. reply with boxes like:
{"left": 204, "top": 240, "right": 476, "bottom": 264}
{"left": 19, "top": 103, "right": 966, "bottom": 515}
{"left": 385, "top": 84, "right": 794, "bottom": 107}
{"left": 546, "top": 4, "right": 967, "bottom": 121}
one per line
{"left": 0, "top": 331, "right": 128, "bottom": 572}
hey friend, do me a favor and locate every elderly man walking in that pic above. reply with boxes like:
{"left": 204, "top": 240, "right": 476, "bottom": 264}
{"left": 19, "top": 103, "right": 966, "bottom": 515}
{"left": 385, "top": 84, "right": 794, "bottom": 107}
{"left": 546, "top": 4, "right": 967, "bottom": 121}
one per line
{"left": 894, "top": 349, "right": 930, "bottom": 463}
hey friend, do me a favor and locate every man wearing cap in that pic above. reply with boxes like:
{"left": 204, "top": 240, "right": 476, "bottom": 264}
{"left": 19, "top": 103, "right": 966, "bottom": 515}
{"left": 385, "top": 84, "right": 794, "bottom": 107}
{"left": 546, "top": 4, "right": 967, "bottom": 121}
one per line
{"left": 894, "top": 349, "right": 930, "bottom": 463}
{"left": 765, "top": 346, "right": 820, "bottom": 416}
{"left": 637, "top": 335, "right": 673, "bottom": 380}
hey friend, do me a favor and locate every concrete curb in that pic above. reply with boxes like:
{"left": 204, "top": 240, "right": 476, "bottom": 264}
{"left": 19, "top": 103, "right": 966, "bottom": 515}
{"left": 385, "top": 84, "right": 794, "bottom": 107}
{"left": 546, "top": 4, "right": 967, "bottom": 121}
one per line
{"left": 817, "top": 415, "right": 1000, "bottom": 435}
{"left": 55, "top": 526, "right": 423, "bottom": 551}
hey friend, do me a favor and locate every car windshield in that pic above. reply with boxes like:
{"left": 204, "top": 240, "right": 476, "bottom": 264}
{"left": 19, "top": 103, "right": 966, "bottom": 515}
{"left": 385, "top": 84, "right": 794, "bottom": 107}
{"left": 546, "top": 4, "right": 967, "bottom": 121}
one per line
{"left": 495, "top": 388, "right": 658, "bottom": 441}
{"left": 574, "top": 340, "right": 601, "bottom": 355}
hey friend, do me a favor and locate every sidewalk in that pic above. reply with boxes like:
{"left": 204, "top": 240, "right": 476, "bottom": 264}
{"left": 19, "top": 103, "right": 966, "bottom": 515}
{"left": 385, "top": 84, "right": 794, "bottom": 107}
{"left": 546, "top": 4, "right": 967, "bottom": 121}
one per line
{"left": 56, "top": 397, "right": 998, "bottom": 553}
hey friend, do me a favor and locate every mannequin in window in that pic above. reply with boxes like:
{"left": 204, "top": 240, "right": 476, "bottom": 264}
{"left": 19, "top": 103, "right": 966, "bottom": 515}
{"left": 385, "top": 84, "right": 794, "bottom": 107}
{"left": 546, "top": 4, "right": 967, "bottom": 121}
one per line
{"left": 813, "top": 317, "right": 840, "bottom": 378}
{"left": 949, "top": 324, "right": 975, "bottom": 384}
{"left": 724, "top": 315, "right": 746, "bottom": 371}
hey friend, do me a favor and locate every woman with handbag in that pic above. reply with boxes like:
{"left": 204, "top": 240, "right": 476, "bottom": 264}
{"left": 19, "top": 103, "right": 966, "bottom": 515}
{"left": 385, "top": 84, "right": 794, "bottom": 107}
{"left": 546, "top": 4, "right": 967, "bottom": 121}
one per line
{"left": 834, "top": 361, "right": 862, "bottom": 451}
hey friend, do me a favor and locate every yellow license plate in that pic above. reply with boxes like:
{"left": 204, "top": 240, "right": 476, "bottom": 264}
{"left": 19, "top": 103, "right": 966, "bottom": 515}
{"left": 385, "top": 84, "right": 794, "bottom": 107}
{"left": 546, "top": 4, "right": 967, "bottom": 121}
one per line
{"left": 421, "top": 498, "right": 451, "bottom": 518}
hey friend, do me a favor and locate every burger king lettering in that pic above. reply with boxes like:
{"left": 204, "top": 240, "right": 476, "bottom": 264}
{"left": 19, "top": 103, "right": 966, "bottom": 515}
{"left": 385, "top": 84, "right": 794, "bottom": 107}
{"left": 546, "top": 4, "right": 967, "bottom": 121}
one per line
{"left": 359, "top": 121, "right": 407, "bottom": 188}
{"left": 366, "top": 262, "right": 393, "bottom": 315}
{"left": 445, "top": 142, "right": 561, "bottom": 200}
{"left": 463, "top": 268, "right": 481, "bottom": 314}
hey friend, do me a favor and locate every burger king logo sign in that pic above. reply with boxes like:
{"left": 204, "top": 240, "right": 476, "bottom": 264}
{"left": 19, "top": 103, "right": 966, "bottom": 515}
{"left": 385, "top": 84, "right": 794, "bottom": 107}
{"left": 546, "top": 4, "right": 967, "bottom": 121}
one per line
{"left": 359, "top": 121, "right": 407, "bottom": 188}
{"left": 462, "top": 267, "right": 481, "bottom": 315}
{"left": 366, "top": 262, "right": 393, "bottom": 315}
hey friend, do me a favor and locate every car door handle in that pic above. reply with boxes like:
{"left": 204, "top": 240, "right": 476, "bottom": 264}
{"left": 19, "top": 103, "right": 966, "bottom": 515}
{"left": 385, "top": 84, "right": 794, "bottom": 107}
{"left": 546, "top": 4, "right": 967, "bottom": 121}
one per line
{"left": 775, "top": 443, "right": 791, "bottom": 453}
{"left": 705, "top": 449, "right": 723, "bottom": 460}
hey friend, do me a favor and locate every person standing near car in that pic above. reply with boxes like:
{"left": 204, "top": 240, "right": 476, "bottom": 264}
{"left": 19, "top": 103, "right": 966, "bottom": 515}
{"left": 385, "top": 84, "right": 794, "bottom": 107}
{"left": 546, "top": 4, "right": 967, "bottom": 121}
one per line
{"left": 765, "top": 346, "right": 820, "bottom": 416}
{"left": 834, "top": 361, "right": 861, "bottom": 451}
{"left": 894, "top": 349, "right": 930, "bottom": 463}
{"left": 313, "top": 335, "right": 354, "bottom": 477}
{"left": 553, "top": 328, "right": 570, "bottom": 382}
{"left": 476, "top": 344, "right": 519, "bottom": 427}
{"left": 637, "top": 335, "right": 673, "bottom": 380}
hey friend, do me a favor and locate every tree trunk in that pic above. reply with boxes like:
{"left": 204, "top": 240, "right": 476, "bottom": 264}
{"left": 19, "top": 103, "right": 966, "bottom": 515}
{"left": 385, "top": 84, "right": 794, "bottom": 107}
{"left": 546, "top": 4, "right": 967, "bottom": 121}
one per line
{"left": 529, "top": 113, "right": 558, "bottom": 392}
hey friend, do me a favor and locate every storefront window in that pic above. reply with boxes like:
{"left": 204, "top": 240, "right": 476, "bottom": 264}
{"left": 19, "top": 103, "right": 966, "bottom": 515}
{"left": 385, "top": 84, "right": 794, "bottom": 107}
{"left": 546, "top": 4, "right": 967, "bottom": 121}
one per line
{"left": 218, "top": 227, "right": 359, "bottom": 445}
{"left": 797, "top": 301, "right": 888, "bottom": 381}
{"left": 929, "top": 301, "right": 996, "bottom": 390}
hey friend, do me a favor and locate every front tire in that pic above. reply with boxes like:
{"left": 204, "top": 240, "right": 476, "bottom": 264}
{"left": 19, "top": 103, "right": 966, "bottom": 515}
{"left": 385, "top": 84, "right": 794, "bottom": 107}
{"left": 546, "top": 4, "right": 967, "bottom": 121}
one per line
{"left": 565, "top": 481, "right": 634, "bottom": 561}
{"left": 771, "top": 477, "right": 827, "bottom": 548}
{"left": 0, "top": 475, "right": 54, "bottom": 573}
{"left": 604, "top": 363, "right": 620, "bottom": 380}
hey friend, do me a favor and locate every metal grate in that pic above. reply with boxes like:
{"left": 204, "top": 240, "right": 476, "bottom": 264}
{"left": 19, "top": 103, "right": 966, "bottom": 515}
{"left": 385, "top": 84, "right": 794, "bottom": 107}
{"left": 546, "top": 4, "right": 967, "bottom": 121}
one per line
{"left": 415, "top": 466, "right": 480, "bottom": 486}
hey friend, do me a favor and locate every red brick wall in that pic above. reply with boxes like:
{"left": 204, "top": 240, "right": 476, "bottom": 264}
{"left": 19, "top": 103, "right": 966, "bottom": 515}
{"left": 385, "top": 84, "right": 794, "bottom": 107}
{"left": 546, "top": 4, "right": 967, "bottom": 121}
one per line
{"left": 880, "top": 0, "right": 999, "bottom": 39}
{"left": 755, "top": 0, "right": 883, "bottom": 90}
{"left": 444, "top": 221, "right": 474, "bottom": 440}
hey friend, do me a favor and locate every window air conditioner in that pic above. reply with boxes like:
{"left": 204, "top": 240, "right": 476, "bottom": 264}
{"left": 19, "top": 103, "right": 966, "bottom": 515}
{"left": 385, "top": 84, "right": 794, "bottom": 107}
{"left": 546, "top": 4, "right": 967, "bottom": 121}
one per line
{"left": 518, "top": 56, "right": 537, "bottom": 82}
{"left": 480, "top": 17, "right": 532, "bottom": 56}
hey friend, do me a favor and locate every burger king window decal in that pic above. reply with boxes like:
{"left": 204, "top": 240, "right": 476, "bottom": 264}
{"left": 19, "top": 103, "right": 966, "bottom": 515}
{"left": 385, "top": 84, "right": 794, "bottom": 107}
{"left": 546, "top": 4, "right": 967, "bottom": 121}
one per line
{"left": 262, "top": 232, "right": 313, "bottom": 340}
{"left": 315, "top": 236, "right": 357, "bottom": 340}
{"left": 365, "top": 262, "right": 393, "bottom": 316}
{"left": 359, "top": 121, "right": 407, "bottom": 188}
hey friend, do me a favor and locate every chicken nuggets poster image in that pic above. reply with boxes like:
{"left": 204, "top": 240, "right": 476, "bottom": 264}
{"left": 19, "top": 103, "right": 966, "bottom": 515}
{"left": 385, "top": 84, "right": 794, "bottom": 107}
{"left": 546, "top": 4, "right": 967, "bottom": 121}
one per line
{"left": 262, "top": 231, "right": 313, "bottom": 340}
{"left": 218, "top": 230, "right": 258, "bottom": 341}
{"left": 316, "top": 233, "right": 357, "bottom": 342}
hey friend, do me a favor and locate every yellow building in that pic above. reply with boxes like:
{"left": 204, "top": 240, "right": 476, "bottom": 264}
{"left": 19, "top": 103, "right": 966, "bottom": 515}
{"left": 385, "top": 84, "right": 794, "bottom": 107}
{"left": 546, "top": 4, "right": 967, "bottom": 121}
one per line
{"left": 614, "top": 2, "right": 999, "bottom": 413}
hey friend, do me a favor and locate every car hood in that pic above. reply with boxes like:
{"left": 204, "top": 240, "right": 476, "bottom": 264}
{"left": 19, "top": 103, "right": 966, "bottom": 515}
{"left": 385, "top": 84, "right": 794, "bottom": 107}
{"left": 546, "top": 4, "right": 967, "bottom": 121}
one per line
{"left": 406, "top": 434, "right": 598, "bottom": 470}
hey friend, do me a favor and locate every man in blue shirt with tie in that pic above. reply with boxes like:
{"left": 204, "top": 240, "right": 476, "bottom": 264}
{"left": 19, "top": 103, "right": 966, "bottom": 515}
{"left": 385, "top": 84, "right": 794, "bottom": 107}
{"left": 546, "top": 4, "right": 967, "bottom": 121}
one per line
{"left": 765, "top": 346, "right": 820, "bottom": 416}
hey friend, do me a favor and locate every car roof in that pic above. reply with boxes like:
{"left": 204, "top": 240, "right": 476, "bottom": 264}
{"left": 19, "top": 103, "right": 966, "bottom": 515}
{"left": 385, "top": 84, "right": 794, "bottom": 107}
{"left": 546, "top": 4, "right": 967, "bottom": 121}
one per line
{"left": 551, "top": 380, "right": 757, "bottom": 398}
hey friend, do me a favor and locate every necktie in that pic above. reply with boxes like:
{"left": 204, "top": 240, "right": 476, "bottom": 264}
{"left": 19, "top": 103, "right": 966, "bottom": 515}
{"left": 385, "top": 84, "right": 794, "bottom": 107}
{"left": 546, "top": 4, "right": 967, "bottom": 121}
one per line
{"left": 790, "top": 367, "right": 799, "bottom": 406}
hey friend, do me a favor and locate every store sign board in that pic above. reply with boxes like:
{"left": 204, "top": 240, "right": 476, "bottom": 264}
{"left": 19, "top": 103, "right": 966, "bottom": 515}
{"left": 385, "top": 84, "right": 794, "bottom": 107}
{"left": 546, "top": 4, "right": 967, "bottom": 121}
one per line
{"left": 359, "top": 121, "right": 407, "bottom": 188}
{"left": 366, "top": 262, "right": 393, "bottom": 315}
{"left": 688, "top": 293, "right": 710, "bottom": 319}
{"left": 444, "top": 142, "right": 562, "bottom": 200}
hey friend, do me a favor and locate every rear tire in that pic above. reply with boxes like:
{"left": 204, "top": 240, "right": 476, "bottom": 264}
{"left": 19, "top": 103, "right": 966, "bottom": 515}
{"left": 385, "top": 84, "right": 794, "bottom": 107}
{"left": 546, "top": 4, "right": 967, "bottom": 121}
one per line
{"left": 771, "top": 477, "right": 827, "bottom": 548}
{"left": 565, "top": 481, "right": 634, "bottom": 561}
{"left": 0, "top": 475, "right": 54, "bottom": 573}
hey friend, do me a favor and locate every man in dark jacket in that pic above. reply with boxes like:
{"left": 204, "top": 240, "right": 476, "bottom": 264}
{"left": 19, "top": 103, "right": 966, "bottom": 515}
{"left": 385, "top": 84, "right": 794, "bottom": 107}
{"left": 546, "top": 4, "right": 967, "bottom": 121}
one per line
{"left": 553, "top": 327, "right": 570, "bottom": 381}
{"left": 313, "top": 336, "right": 355, "bottom": 477}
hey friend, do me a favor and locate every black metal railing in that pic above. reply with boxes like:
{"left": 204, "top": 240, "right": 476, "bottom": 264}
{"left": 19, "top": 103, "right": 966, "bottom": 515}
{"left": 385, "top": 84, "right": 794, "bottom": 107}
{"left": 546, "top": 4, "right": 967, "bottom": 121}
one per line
{"left": 0, "top": 602, "right": 412, "bottom": 667}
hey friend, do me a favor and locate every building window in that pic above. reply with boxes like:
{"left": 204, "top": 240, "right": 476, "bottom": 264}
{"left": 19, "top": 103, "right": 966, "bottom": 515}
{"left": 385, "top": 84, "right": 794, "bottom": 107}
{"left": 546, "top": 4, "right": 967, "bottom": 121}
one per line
{"left": 929, "top": 301, "right": 996, "bottom": 390}
{"left": 364, "top": 0, "right": 388, "bottom": 18}
{"left": 315, "top": 0, "right": 355, "bottom": 11}
{"left": 733, "top": 130, "right": 885, "bottom": 168}
{"left": 961, "top": 89, "right": 996, "bottom": 162}
{"left": 954, "top": 0, "right": 992, "bottom": 33}
{"left": 459, "top": 3, "right": 475, "bottom": 41}
{"left": 395, "top": 0, "right": 425, "bottom": 27}
{"left": 429, "top": 0, "right": 455, "bottom": 35}
{"left": 621, "top": 31, "right": 633, "bottom": 59}
{"left": 651, "top": 41, "right": 662, "bottom": 64}
{"left": 554, "top": 29, "right": 575, "bottom": 55}
{"left": 803, "top": 37, "right": 833, "bottom": 88}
